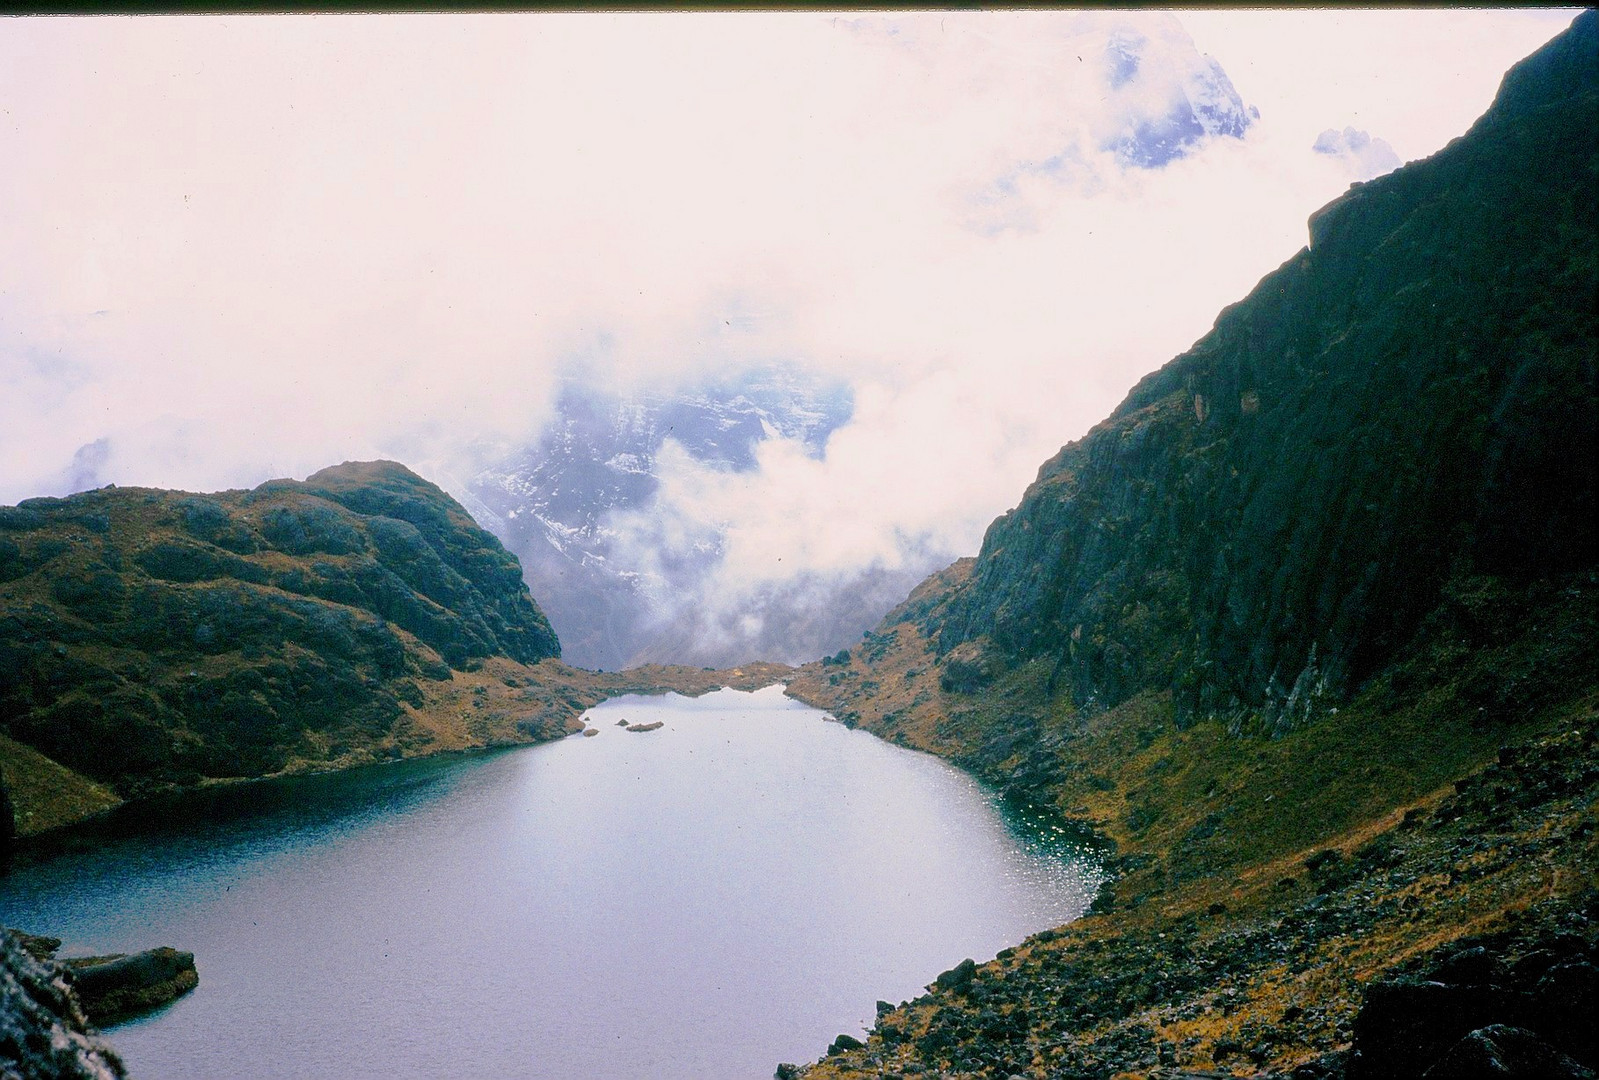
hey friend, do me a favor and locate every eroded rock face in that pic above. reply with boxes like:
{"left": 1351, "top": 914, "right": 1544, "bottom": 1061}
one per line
{"left": 921, "top": 10, "right": 1598, "bottom": 731}
{"left": 0, "top": 929, "right": 126, "bottom": 1080}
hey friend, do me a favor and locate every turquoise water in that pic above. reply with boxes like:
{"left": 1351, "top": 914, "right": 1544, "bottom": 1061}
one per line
{"left": 1, "top": 685, "right": 1102, "bottom": 1079}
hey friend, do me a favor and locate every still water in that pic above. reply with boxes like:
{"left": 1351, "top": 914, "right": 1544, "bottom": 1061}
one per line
{"left": 2, "top": 685, "right": 1102, "bottom": 1079}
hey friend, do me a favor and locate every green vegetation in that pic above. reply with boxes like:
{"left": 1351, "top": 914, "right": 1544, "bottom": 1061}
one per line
{"left": 921, "top": 13, "right": 1596, "bottom": 735}
{"left": 0, "top": 457, "right": 801, "bottom": 843}
{"left": 0, "top": 460, "right": 563, "bottom": 823}
{"left": 0, "top": 734, "right": 121, "bottom": 837}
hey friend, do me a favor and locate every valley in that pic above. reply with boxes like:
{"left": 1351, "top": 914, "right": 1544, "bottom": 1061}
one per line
{"left": 2, "top": 11, "right": 1596, "bottom": 1080}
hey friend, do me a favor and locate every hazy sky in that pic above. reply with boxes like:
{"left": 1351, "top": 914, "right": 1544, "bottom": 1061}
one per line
{"left": 0, "top": 10, "right": 1580, "bottom": 613}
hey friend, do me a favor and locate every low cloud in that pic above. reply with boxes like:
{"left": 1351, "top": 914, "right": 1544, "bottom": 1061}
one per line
{"left": 0, "top": 10, "right": 1579, "bottom": 662}
{"left": 1313, "top": 126, "right": 1402, "bottom": 181}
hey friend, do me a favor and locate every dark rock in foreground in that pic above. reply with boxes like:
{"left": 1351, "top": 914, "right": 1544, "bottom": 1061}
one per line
{"left": 1346, "top": 922, "right": 1599, "bottom": 1080}
{"left": 0, "top": 928, "right": 126, "bottom": 1079}
{"left": 1422, "top": 1025, "right": 1595, "bottom": 1080}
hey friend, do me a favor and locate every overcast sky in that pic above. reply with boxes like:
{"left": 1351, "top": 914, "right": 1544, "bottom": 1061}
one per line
{"left": 0, "top": 10, "right": 1580, "bottom": 612}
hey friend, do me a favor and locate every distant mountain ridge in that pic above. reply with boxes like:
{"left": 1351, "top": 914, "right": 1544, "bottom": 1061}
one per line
{"left": 470, "top": 367, "right": 867, "bottom": 670}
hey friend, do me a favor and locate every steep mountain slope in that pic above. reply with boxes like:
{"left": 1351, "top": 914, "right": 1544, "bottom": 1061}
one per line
{"left": 883, "top": 8, "right": 1594, "bottom": 736}
{"left": 787, "top": 13, "right": 1598, "bottom": 1079}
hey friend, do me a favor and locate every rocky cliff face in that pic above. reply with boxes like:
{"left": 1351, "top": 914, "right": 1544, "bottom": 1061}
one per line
{"left": 0, "top": 460, "right": 560, "bottom": 806}
{"left": 918, "top": 12, "right": 1597, "bottom": 733}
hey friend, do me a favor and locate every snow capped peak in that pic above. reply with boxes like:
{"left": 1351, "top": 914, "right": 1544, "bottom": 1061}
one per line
{"left": 468, "top": 365, "right": 855, "bottom": 670}
{"left": 1094, "top": 19, "right": 1257, "bottom": 169}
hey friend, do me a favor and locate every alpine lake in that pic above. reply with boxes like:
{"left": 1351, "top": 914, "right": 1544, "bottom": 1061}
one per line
{"left": 2, "top": 685, "right": 1104, "bottom": 1079}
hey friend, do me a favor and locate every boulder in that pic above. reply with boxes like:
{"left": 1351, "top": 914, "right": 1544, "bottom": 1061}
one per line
{"left": 934, "top": 958, "right": 978, "bottom": 995}
{"left": 1422, "top": 1024, "right": 1595, "bottom": 1079}
{"left": 69, "top": 946, "right": 198, "bottom": 1024}
{"left": 1347, "top": 979, "right": 1532, "bottom": 1079}
{"left": 826, "top": 1033, "right": 865, "bottom": 1056}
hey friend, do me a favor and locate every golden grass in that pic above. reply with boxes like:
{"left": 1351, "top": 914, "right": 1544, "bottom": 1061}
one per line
{"left": 0, "top": 733, "right": 122, "bottom": 836}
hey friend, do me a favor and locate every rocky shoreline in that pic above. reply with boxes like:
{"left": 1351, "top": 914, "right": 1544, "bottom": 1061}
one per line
{"left": 1, "top": 930, "right": 126, "bottom": 1080}
{"left": 788, "top": 718, "right": 1599, "bottom": 1079}
{"left": 6, "top": 931, "right": 198, "bottom": 1030}
{"left": 1, "top": 657, "right": 794, "bottom": 862}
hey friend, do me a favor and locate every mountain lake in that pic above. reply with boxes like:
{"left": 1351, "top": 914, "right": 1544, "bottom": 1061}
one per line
{"left": 1, "top": 685, "right": 1104, "bottom": 1079}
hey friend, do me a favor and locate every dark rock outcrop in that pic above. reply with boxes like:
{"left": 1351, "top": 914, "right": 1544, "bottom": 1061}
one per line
{"left": 1347, "top": 922, "right": 1599, "bottom": 1080}
{"left": 67, "top": 948, "right": 198, "bottom": 1026}
{"left": 1422, "top": 1026, "right": 1594, "bottom": 1080}
{"left": 916, "top": 10, "right": 1598, "bottom": 732}
{"left": 0, "top": 460, "right": 561, "bottom": 802}
{"left": 1348, "top": 981, "right": 1533, "bottom": 1079}
{"left": 0, "top": 929, "right": 126, "bottom": 1079}
{"left": 826, "top": 1034, "right": 865, "bottom": 1056}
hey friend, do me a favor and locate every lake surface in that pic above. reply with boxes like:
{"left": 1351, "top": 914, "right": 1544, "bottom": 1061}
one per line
{"left": 1, "top": 685, "right": 1103, "bottom": 1079}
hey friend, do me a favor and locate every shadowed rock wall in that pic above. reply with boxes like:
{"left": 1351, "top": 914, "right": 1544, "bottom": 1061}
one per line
{"left": 929, "top": 13, "right": 1597, "bottom": 731}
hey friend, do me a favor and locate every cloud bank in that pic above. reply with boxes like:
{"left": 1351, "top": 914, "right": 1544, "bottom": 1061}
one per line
{"left": 1314, "top": 127, "right": 1402, "bottom": 181}
{"left": 0, "top": 10, "right": 1580, "bottom": 663}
